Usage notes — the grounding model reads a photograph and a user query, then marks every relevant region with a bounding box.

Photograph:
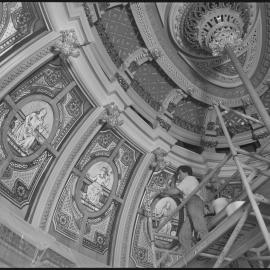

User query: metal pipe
[171,204,249,268]
[200,253,232,261]
[236,147,270,165]
[225,45,270,134]
[219,103,264,125]
[155,153,232,233]
[213,205,250,268]
[214,104,270,254]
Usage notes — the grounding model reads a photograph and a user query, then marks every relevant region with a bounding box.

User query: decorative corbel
[150,147,170,172]
[122,47,152,78]
[100,102,124,127]
[51,29,91,59]
[158,88,187,116]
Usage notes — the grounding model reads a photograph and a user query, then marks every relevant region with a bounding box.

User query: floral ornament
[52,30,82,59]
[135,247,147,263]
[208,28,243,56]
[12,7,31,34]
[67,99,81,117]
[153,171,167,187]
[16,185,26,197]
[149,48,162,60]
[100,102,124,127]
[44,70,62,87]
[15,182,28,202]
[95,233,107,249]
[57,213,70,227]
[97,133,113,148]
[14,9,31,27]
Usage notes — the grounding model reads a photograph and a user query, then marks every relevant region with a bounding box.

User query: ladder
[146,103,270,268]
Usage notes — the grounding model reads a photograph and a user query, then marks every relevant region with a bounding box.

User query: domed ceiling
[85,2,270,151]
[1,3,270,268]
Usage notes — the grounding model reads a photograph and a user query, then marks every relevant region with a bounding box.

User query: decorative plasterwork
[0,2,49,63]
[100,102,124,127]
[0,36,59,99]
[52,29,81,58]
[175,8,262,88]
[130,3,269,107]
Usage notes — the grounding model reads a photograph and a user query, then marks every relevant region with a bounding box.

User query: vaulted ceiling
[0,2,270,268]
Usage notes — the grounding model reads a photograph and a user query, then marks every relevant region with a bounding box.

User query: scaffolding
[145,102,270,268]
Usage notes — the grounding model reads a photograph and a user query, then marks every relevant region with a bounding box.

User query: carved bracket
[100,102,124,127]
[51,29,90,59]
[156,114,171,131]
[122,47,162,78]
[150,147,170,172]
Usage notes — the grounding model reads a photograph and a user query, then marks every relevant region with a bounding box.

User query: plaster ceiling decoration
[50,126,144,261]
[0,2,49,62]
[131,2,270,105]
[0,57,96,218]
[131,169,185,268]
[90,2,270,150]
[169,2,261,88]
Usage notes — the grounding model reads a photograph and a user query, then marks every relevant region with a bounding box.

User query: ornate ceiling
[0,2,270,269]
[86,2,270,150]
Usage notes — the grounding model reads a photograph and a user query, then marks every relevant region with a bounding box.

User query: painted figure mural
[11,108,48,150]
[7,101,53,157]
[86,166,111,204]
[82,161,114,212]
[153,197,177,236]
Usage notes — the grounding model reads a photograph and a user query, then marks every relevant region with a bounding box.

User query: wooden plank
[222,227,268,267]
[213,206,250,267]
[171,205,248,268]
